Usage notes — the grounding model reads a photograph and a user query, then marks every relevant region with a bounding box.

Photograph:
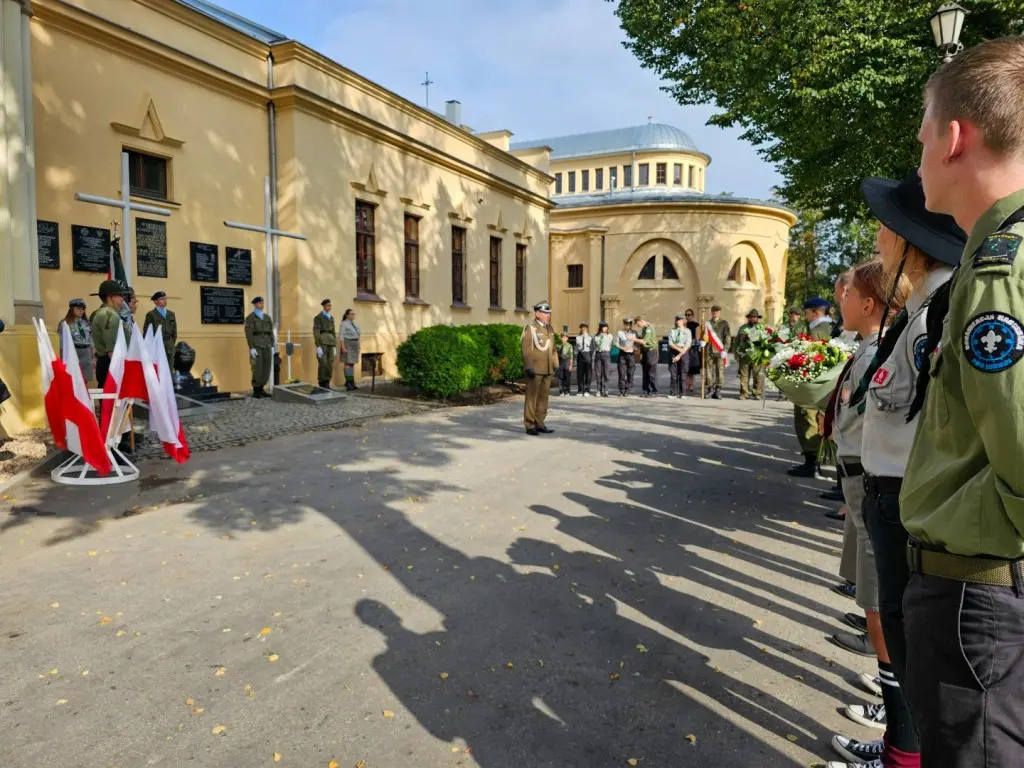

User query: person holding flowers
[734,308,767,400]
[783,297,833,477]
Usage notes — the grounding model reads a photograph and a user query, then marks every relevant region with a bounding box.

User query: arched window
[663,257,679,280]
[745,259,757,284]
[728,258,742,282]
[638,256,656,280]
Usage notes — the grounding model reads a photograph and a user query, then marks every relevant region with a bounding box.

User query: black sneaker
[831,631,875,657]
[843,702,886,730]
[831,581,856,599]
[787,463,817,478]
[831,735,884,763]
[843,612,868,632]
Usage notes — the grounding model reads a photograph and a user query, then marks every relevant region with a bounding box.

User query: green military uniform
[521,311,559,432]
[794,317,833,457]
[706,316,731,396]
[313,310,337,388]
[91,305,123,358]
[244,308,275,393]
[777,317,807,341]
[143,308,177,369]
[734,314,765,399]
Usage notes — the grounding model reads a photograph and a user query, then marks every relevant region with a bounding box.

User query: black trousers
[576,354,592,393]
[904,572,1024,767]
[594,352,612,393]
[95,354,111,388]
[668,357,685,395]
[558,365,571,393]
[640,353,658,394]
[617,354,635,394]
[863,483,920,754]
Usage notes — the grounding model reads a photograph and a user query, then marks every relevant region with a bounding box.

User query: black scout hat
[861,172,966,267]
[93,279,123,297]
[252,296,264,304]
[151,291,167,302]
[746,308,762,318]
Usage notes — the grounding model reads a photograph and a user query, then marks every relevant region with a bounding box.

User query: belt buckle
[908,539,923,573]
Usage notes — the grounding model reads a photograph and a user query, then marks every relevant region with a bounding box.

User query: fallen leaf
[328,761,339,768]
[192,707,204,714]
[627,760,639,766]
[439,672,449,680]
[211,725,226,735]
[273,754,281,762]
[87,551,97,556]
[786,734,798,742]
[244,684,255,697]
[552,564,560,571]
[505,662,514,670]
[186,698,195,706]
[609,673,621,681]
[685,734,697,743]
[267,654,279,663]
[116,630,128,637]
[382,710,395,718]
[467,689,478,698]
[55,699,68,705]
[80,670,89,676]
[48,668,59,676]
[356,761,366,768]
[50,602,60,609]
[635,644,648,653]
[214,667,227,676]
[273,611,282,617]
[99,616,113,625]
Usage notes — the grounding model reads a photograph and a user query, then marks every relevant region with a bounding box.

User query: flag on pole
[108,234,129,292]
[99,329,130,438]
[150,328,190,463]
[35,319,67,450]
[60,323,112,475]
[121,324,149,401]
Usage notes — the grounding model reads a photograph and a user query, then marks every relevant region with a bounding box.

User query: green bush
[397,323,526,398]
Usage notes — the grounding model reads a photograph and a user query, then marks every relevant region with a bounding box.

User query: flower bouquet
[766,337,857,409]
[743,324,780,366]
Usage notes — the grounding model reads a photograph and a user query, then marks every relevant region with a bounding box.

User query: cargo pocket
[927,348,951,428]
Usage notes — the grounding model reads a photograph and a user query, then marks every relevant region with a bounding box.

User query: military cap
[622,316,633,323]
[711,304,722,311]
[803,297,830,310]
[69,298,87,309]
[787,307,801,315]
[321,298,332,306]
[746,308,762,318]
[151,291,167,302]
[675,313,686,320]
[533,301,551,312]
[93,279,123,297]
[252,296,265,305]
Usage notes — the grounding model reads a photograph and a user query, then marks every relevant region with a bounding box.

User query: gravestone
[136,218,168,278]
[200,286,244,325]
[190,242,219,282]
[37,220,60,270]
[71,225,111,273]
[225,247,252,285]
[272,383,347,405]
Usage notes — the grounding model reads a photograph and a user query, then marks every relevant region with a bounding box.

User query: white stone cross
[224,176,307,392]
[276,329,302,384]
[75,151,173,287]
[981,328,1003,354]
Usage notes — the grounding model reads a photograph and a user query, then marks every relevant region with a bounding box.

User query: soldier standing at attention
[667,313,693,399]
[313,299,337,389]
[634,315,659,396]
[90,280,126,388]
[706,305,731,399]
[556,331,574,396]
[778,307,807,341]
[787,297,833,477]
[896,38,1024,768]
[245,296,274,398]
[521,301,558,435]
[575,322,594,396]
[683,309,702,393]
[735,308,765,400]
[143,291,177,371]
[615,317,637,397]
[592,321,614,397]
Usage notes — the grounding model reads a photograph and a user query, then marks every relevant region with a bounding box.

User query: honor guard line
[224,176,307,393]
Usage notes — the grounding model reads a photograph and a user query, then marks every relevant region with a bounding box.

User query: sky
[210,0,783,200]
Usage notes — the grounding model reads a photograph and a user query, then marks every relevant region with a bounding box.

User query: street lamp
[930,2,968,63]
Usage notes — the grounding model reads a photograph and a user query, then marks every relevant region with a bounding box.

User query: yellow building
[0,0,552,435]
[510,124,796,336]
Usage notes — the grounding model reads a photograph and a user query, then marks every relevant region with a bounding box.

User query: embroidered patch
[972,233,1022,269]
[840,385,851,405]
[962,312,1024,373]
[872,368,891,386]
[913,334,929,372]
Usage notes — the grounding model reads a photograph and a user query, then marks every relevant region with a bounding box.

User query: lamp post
[930,2,968,63]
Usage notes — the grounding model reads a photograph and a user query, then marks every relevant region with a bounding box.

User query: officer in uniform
[734,308,765,400]
[787,298,832,476]
[521,301,558,435]
[90,280,126,388]
[615,317,637,396]
[244,296,275,398]
[897,37,1024,768]
[705,305,731,399]
[313,299,337,389]
[634,315,659,396]
[592,321,614,397]
[574,322,594,396]
[143,291,177,371]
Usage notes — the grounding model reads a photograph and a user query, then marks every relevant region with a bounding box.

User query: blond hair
[851,259,911,326]
[925,37,1024,157]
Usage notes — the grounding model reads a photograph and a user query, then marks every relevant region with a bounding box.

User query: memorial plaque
[190,242,219,283]
[71,225,111,273]
[37,220,60,269]
[200,286,244,325]
[225,247,252,285]
[136,218,168,278]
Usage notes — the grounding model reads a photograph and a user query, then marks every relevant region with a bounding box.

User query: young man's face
[711,310,720,320]
[917,100,958,215]
[804,308,817,323]
[110,295,125,309]
[788,312,800,324]
[155,297,167,309]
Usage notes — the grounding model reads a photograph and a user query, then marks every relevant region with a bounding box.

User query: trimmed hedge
[397,323,526,398]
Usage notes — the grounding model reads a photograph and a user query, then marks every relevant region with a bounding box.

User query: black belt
[74,344,91,349]
[837,458,864,479]
[908,538,1024,588]
[863,473,902,495]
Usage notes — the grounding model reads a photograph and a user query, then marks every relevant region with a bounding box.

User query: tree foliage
[785,210,878,305]
[613,0,1023,219]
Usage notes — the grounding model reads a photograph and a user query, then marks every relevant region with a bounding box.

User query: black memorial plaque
[200,286,245,325]
[37,220,60,269]
[225,247,252,285]
[136,219,168,278]
[190,242,219,283]
[71,225,111,273]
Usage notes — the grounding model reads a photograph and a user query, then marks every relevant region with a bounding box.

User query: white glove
[250,348,258,359]
[316,346,324,359]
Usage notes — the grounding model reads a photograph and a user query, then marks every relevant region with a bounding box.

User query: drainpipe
[600,235,606,323]
[266,52,280,332]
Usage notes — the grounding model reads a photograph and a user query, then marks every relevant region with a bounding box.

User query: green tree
[786,211,878,304]
[613,0,1022,219]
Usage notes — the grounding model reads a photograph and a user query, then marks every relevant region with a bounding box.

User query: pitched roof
[173,0,289,44]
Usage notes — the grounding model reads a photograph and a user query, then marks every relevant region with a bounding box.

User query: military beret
[711,304,722,311]
[69,298,86,309]
[151,291,167,301]
[0,318,5,334]
[252,296,264,305]
[321,298,331,306]
[533,301,551,312]
[803,297,830,310]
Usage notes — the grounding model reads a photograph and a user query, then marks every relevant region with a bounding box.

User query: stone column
[587,233,602,329]
[696,293,716,324]
[601,294,620,330]
[764,294,778,325]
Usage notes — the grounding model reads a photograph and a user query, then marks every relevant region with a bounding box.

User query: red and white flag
[60,323,112,475]
[149,328,190,463]
[99,329,130,439]
[705,321,725,353]
[34,319,67,450]
[121,324,149,402]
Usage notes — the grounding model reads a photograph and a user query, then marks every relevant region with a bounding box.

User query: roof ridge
[173,0,289,43]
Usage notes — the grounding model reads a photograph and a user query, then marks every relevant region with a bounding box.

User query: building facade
[0,0,552,434]
[510,124,795,336]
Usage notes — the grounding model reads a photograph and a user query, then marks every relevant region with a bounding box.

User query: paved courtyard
[0,380,873,768]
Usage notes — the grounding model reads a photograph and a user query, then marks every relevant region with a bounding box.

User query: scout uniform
[91,280,126,388]
[556,336,574,395]
[900,189,1024,765]
[244,296,275,397]
[143,291,177,371]
[635,319,659,396]
[788,299,832,475]
[341,314,361,390]
[62,299,95,383]
[705,310,731,398]
[574,325,594,396]
[521,301,558,434]
[592,324,614,397]
[313,299,337,388]
[615,319,637,396]
[667,316,693,398]
[734,309,765,400]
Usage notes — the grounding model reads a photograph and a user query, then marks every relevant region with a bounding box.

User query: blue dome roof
[510,123,702,161]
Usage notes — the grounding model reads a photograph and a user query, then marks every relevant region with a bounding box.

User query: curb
[0,450,66,496]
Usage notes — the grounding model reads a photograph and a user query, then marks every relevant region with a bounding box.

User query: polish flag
[705,321,725,352]
[35,319,67,450]
[99,329,129,439]
[60,323,112,475]
[120,324,149,401]
[150,329,190,463]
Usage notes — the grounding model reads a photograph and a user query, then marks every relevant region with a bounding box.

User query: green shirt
[638,325,657,355]
[807,318,833,341]
[313,312,336,347]
[778,320,807,341]
[90,305,124,356]
[901,189,1024,557]
[735,322,758,359]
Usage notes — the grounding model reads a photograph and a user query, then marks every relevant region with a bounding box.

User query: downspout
[266,51,280,332]
[600,235,606,323]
